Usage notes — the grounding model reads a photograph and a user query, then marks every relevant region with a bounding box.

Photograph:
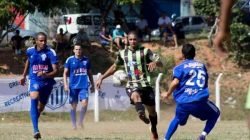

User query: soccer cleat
[138,112,150,124]
[33,132,41,139]
[149,125,158,140]
[197,135,206,140]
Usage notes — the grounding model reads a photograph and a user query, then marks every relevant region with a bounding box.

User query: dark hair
[36,32,47,39]
[128,31,138,37]
[15,30,20,34]
[74,43,83,49]
[182,43,196,59]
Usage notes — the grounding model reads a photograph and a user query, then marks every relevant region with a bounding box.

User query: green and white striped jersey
[115,45,160,88]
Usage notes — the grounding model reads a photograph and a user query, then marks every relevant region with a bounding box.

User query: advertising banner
[0,76,131,113]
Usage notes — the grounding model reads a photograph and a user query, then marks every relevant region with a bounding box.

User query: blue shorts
[29,80,55,105]
[175,100,220,125]
[69,88,89,104]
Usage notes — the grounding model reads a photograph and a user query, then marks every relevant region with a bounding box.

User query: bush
[230,22,250,66]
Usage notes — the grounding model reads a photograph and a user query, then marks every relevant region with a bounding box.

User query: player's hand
[90,86,95,93]
[19,77,26,86]
[95,78,102,90]
[37,71,47,78]
[161,92,171,101]
[213,30,230,57]
[64,85,69,93]
[147,62,157,72]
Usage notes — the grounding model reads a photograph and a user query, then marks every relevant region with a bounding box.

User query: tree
[0,0,75,41]
[74,0,141,26]
[193,0,220,16]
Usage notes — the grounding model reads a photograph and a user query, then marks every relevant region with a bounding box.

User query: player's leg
[78,88,89,128]
[164,104,189,140]
[145,105,158,140]
[30,91,40,137]
[29,81,41,138]
[191,100,220,139]
[69,88,79,129]
[143,87,158,140]
[126,88,150,124]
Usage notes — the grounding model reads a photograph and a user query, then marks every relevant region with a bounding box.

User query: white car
[0,24,36,47]
[57,13,114,43]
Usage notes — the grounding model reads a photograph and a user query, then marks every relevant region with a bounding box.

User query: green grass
[0,109,249,140]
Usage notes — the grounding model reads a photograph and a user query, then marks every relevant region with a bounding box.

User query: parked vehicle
[0,24,36,47]
[57,13,114,43]
[173,16,209,34]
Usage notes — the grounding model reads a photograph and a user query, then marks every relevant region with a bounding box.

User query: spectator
[99,26,113,52]
[158,13,178,48]
[136,15,151,41]
[54,28,68,51]
[11,30,23,54]
[74,28,91,51]
[112,24,127,50]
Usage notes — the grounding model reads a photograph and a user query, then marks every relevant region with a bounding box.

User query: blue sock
[79,106,87,125]
[165,117,179,140]
[30,99,39,133]
[70,109,77,128]
[204,114,220,134]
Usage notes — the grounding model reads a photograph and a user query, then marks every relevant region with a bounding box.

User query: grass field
[0,109,249,140]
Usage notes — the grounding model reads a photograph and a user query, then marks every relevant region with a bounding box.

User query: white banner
[0,76,131,113]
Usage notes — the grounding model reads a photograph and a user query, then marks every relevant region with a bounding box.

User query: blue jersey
[26,45,58,82]
[172,59,209,104]
[64,56,90,89]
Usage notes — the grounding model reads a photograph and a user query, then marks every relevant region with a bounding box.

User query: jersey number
[186,69,206,88]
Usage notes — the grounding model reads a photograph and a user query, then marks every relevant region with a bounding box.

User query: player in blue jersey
[63,43,95,130]
[161,43,220,140]
[20,32,58,139]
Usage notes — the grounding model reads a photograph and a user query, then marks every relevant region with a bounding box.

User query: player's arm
[20,59,29,86]
[161,78,179,99]
[96,64,117,90]
[213,0,234,54]
[38,64,58,78]
[87,69,95,93]
[219,0,234,33]
[63,68,69,92]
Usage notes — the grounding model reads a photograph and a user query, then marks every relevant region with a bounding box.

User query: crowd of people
[16,1,246,140]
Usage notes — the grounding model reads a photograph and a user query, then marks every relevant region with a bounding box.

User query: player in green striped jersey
[96,31,162,140]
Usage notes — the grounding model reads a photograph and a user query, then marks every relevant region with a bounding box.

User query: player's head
[128,31,138,47]
[35,32,47,50]
[73,43,83,57]
[15,30,20,35]
[182,43,196,59]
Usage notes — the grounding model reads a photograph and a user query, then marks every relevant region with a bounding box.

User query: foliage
[0,0,75,42]
[193,0,220,16]
[229,22,250,66]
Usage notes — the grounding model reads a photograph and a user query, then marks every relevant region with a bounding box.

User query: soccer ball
[113,70,128,86]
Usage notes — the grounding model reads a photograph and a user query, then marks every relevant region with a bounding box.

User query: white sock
[201,131,207,136]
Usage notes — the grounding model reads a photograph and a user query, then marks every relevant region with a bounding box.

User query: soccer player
[96,31,162,140]
[63,43,95,130]
[213,0,234,57]
[161,44,220,140]
[20,32,58,139]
